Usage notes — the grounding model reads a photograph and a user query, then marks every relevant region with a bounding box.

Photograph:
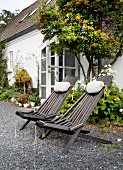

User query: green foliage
[15,69,32,94]
[0,86,20,102]
[29,93,41,105]
[29,95,37,102]
[0,9,19,31]
[0,10,19,88]
[88,84,123,126]
[36,0,123,81]
[60,77,123,127]
[0,41,7,88]
[60,84,85,114]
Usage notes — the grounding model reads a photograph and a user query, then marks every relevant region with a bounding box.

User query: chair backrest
[37,76,78,116]
[65,75,112,127]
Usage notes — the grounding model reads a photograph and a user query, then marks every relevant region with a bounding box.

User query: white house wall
[112,56,123,89]
[4,29,44,87]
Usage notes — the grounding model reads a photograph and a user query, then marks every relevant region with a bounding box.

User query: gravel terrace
[0,102,123,170]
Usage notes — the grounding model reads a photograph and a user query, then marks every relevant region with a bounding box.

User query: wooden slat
[16,76,78,125]
[48,75,112,130]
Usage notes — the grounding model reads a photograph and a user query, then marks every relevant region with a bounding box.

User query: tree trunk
[75,55,87,83]
[24,82,26,94]
[90,56,95,78]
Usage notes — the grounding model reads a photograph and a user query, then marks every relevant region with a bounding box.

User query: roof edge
[4,24,37,42]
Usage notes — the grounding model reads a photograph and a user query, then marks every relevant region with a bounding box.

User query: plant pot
[23,103,29,108]
[18,103,22,107]
[31,102,35,107]
[11,97,16,103]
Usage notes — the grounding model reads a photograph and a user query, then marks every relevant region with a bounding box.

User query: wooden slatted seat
[15,76,78,130]
[36,75,113,153]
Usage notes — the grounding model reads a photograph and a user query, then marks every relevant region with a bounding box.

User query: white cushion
[54,82,71,92]
[86,80,104,94]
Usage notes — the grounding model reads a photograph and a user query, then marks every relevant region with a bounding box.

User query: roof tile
[0,0,42,42]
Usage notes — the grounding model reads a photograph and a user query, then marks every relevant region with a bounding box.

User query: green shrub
[60,82,123,127]
[60,84,85,114]
[88,84,123,126]
[0,85,21,102]
[29,93,41,104]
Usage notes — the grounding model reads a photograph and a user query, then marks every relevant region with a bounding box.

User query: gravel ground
[0,101,123,170]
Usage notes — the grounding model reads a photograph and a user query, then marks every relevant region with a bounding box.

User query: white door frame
[40,42,78,102]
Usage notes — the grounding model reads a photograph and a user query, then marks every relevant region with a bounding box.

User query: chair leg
[80,129,90,134]
[80,133,112,144]
[39,129,52,140]
[20,120,30,130]
[63,128,81,153]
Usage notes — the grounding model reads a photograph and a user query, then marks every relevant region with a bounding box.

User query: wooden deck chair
[15,76,78,130]
[36,75,113,153]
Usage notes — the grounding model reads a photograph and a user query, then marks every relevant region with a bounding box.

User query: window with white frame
[9,51,13,70]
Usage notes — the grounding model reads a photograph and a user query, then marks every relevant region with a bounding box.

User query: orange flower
[88,47,92,51]
[101,32,106,38]
[82,20,88,25]
[95,29,101,34]
[76,0,81,5]
[104,45,108,49]
[76,15,81,21]
[115,41,120,46]
[108,32,113,36]
[84,0,88,5]
[85,26,94,31]
[92,2,98,8]
[89,33,93,37]
[91,43,97,47]
[109,46,113,50]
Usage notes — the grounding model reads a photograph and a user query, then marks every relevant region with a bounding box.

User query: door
[40,44,78,100]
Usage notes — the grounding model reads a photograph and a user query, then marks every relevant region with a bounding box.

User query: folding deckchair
[36,75,113,153]
[15,76,78,130]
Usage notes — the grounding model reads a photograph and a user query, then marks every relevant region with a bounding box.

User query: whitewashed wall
[112,56,123,89]
[4,29,44,87]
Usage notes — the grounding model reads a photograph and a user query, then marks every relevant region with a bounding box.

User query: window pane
[42,47,46,58]
[41,73,46,85]
[65,69,75,77]
[51,50,55,56]
[65,50,75,67]
[59,68,63,82]
[41,87,46,99]
[9,51,13,68]
[51,68,55,85]
[59,56,63,66]
[51,57,55,66]
[41,59,46,71]
[51,88,54,93]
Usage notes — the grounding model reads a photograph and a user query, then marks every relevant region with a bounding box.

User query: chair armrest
[70,123,84,131]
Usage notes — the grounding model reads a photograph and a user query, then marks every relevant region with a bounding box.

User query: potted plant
[18,93,29,107]
[29,95,37,107]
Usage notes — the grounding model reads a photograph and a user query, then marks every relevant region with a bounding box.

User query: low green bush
[60,83,123,127]
[88,84,123,126]
[60,83,85,114]
[0,87,19,102]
